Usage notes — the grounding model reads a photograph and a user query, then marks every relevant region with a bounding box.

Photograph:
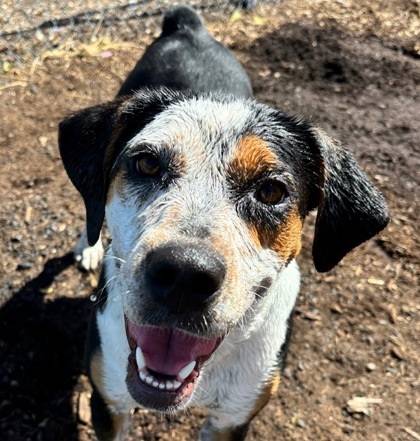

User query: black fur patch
[310,130,389,272]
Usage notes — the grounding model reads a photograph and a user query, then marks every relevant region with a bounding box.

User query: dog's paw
[74,228,104,271]
[74,242,104,271]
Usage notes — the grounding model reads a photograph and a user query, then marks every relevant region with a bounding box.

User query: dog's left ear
[310,128,389,272]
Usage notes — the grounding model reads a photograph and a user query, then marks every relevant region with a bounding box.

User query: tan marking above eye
[229,135,278,182]
[136,153,161,176]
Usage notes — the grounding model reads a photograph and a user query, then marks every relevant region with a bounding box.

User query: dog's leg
[200,420,250,441]
[87,316,129,441]
[90,387,129,441]
[74,225,104,271]
[200,370,281,441]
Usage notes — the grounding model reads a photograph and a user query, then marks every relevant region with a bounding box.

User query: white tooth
[173,380,182,389]
[152,380,159,388]
[146,375,154,384]
[166,381,174,389]
[178,361,196,380]
[139,370,147,382]
[159,383,165,389]
[136,347,146,370]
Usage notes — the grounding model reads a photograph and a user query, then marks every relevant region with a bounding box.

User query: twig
[404,428,420,441]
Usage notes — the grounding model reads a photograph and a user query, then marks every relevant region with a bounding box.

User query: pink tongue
[127,323,218,376]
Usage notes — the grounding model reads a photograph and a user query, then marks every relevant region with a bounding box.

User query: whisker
[91,275,117,306]
[102,254,126,264]
[192,382,212,402]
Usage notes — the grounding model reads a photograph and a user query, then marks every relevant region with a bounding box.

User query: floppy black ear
[58,100,122,246]
[59,87,190,246]
[311,128,389,272]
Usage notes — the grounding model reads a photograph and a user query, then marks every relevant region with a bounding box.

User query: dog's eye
[135,153,161,177]
[256,181,286,205]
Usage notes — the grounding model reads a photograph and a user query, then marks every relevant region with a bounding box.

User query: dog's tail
[162,5,204,35]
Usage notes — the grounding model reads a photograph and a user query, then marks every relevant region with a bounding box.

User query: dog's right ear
[58,100,122,246]
[59,87,187,246]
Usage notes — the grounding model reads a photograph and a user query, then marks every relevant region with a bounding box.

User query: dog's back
[118,6,252,98]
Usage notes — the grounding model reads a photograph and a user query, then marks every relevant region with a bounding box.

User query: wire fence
[1,0,260,68]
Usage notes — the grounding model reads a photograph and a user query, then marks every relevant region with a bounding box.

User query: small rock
[17,262,32,271]
[366,363,377,371]
[38,136,48,147]
[390,347,405,361]
[346,396,383,415]
[283,367,293,379]
[343,426,354,434]
[298,362,305,371]
[296,419,305,428]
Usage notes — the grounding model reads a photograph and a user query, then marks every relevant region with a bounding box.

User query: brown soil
[0,1,419,440]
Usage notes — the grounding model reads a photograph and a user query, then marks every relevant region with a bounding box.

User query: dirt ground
[0,1,419,440]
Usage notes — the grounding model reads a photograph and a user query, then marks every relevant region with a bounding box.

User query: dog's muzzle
[125,243,227,411]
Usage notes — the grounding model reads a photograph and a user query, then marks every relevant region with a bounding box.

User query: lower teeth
[138,369,182,391]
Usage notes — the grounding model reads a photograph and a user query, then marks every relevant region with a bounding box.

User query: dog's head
[59,88,388,410]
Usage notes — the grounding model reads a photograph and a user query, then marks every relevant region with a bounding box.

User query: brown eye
[256,181,286,205]
[135,153,161,177]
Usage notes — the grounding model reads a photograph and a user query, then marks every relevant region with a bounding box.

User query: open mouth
[125,319,222,411]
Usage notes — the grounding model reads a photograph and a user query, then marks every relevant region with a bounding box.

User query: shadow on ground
[0,254,91,441]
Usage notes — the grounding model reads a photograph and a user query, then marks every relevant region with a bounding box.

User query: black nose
[145,244,226,313]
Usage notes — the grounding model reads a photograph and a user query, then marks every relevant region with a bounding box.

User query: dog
[58,6,389,441]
